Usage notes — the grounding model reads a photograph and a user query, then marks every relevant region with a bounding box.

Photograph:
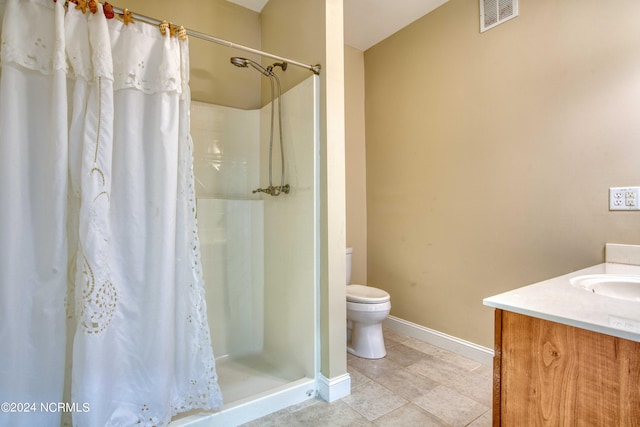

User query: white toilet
[346,248,391,359]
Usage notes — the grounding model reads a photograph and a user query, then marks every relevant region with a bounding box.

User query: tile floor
[241,327,493,426]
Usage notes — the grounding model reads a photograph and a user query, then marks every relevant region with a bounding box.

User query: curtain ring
[75,0,88,14]
[119,8,135,26]
[103,1,115,19]
[159,20,169,36]
[88,0,98,14]
[177,26,187,41]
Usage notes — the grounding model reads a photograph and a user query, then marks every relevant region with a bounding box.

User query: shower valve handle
[252,185,290,196]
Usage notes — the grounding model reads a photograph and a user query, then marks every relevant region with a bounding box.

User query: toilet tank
[346,247,352,285]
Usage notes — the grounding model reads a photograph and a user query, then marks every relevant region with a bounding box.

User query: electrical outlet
[610,187,640,210]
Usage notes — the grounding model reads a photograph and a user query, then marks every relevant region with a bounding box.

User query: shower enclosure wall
[171,75,319,426]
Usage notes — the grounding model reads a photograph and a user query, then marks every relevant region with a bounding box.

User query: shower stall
[171,72,320,426]
[0,0,329,424]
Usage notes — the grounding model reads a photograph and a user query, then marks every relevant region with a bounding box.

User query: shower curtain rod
[110,4,322,75]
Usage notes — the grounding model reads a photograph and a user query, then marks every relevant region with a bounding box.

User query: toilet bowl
[346,248,391,359]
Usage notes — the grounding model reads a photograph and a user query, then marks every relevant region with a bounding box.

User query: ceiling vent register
[480,0,518,32]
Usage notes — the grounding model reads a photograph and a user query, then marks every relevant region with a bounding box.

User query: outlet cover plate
[610,187,640,210]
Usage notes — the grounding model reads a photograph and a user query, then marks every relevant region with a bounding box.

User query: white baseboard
[317,373,351,403]
[383,316,494,366]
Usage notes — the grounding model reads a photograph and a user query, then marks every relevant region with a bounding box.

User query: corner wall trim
[383,316,494,366]
[317,373,351,403]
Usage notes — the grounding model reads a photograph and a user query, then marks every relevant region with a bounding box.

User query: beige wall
[261,0,324,105]
[261,0,348,379]
[324,0,348,380]
[365,0,640,348]
[344,45,367,285]
[322,0,347,380]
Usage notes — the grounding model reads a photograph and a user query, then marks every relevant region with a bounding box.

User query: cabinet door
[496,310,640,426]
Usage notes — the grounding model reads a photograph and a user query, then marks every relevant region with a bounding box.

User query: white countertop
[483,262,640,343]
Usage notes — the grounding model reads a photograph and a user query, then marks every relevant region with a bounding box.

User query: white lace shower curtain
[0,0,222,425]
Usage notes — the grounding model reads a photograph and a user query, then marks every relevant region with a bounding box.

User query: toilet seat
[347,284,390,304]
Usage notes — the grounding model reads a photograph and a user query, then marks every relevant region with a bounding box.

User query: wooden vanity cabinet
[492,309,640,426]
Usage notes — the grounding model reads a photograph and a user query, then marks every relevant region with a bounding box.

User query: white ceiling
[343,0,449,51]
[226,0,449,51]
[227,0,269,13]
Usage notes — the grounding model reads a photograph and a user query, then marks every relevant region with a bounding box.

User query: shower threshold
[170,352,316,427]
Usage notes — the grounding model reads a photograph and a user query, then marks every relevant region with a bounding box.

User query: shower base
[170,352,316,427]
[217,352,306,403]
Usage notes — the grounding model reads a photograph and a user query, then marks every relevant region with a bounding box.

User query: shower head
[230,57,248,68]
[230,57,271,77]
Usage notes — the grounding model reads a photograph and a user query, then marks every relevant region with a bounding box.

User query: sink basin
[570,274,640,302]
